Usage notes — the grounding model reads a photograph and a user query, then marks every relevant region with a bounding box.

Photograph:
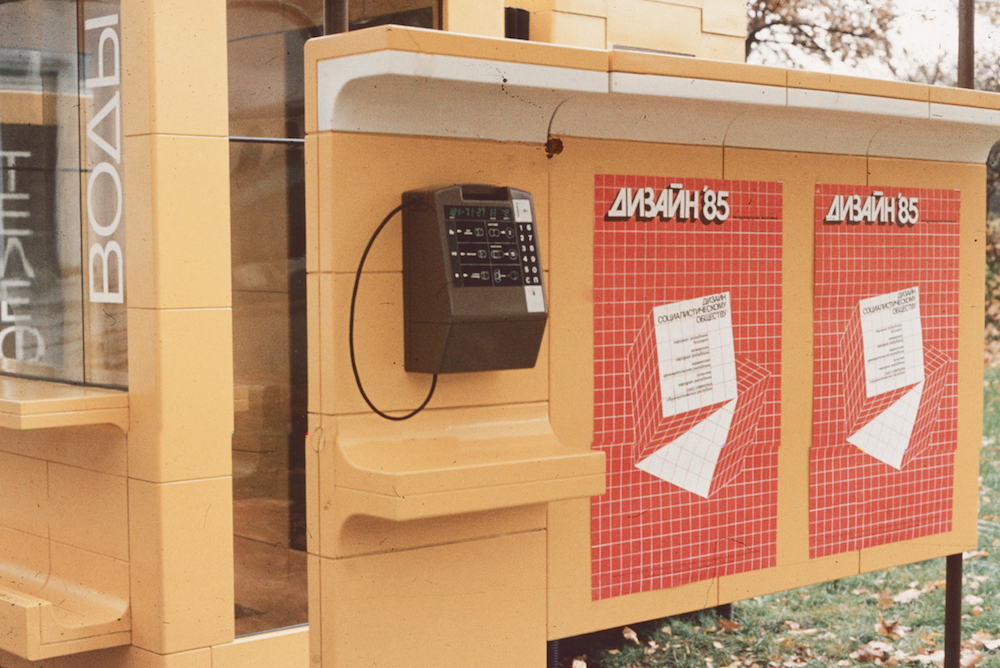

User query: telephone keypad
[446,210,542,288]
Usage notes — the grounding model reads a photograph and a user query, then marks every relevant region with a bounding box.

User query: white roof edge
[314,49,1000,162]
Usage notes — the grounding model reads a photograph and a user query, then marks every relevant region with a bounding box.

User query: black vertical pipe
[944,553,963,668]
[958,0,974,88]
[325,0,348,34]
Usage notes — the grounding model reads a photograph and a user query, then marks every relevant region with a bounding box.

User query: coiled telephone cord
[349,199,438,420]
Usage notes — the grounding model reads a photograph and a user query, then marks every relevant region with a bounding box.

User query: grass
[558,367,1000,668]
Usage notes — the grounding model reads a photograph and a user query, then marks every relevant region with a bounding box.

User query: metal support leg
[944,552,963,668]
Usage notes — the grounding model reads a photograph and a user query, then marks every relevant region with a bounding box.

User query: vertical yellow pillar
[121,0,235,661]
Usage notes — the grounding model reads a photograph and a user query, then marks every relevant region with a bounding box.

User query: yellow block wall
[544,139,983,637]
[304,131,983,649]
[506,0,746,56]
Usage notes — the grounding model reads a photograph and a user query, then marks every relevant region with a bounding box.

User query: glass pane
[0,0,126,387]
[0,0,82,381]
[228,0,441,636]
[350,0,437,30]
[230,137,308,636]
[228,1,322,139]
[229,0,315,637]
[81,0,128,387]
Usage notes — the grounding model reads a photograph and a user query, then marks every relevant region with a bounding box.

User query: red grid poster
[592,175,782,600]
[811,185,960,558]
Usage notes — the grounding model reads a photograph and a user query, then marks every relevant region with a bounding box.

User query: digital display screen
[445,205,513,222]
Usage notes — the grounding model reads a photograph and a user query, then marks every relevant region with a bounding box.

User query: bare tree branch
[746,0,897,67]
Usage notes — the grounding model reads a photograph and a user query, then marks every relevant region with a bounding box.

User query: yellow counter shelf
[0,377,128,431]
[333,403,605,521]
[0,378,131,660]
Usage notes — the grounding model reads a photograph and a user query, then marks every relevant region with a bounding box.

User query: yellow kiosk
[304,26,988,666]
[0,0,991,667]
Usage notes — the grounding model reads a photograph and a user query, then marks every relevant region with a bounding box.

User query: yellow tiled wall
[514,0,745,57]
[121,0,236,659]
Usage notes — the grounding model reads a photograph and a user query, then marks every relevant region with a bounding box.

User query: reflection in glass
[230,138,308,635]
[228,0,316,635]
[0,0,126,387]
[0,0,81,381]
[349,0,437,31]
[228,1,321,139]
[227,0,441,636]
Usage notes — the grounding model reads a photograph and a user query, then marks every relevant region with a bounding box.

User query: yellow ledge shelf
[334,403,606,521]
[0,576,130,661]
[0,377,128,431]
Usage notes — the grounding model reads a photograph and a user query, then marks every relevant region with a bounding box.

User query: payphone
[402,185,547,374]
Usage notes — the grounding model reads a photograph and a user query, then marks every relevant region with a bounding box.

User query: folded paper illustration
[840,287,950,469]
[627,292,769,497]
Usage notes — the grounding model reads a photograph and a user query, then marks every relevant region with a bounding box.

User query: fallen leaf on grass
[893,588,923,603]
[970,631,1000,650]
[713,641,724,649]
[922,580,947,593]
[912,650,945,665]
[965,594,985,606]
[572,659,587,668]
[972,605,984,617]
[877,588,893,610]
[850,640,896,662]
[790,628,819,636]
[920,632,943,646]
[964,550,989,560]
[783,621,800,631]
[719,618,742,633]
[623,626,640,645]
[962,649,984,667]
[876,612,910,640]
[852,587,869,596]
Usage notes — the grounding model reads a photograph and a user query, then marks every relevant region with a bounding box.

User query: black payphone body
[402,185,547,374]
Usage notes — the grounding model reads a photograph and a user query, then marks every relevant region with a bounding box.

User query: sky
[747,0,999,84]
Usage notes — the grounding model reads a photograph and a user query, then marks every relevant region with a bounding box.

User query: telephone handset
[403,185,547,374]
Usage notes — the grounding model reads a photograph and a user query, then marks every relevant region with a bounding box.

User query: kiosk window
[228,0,319,636]
[0,0,127,388]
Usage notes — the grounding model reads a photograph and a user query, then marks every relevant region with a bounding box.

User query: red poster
[592,175,782,600]
[811,185,960,558]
